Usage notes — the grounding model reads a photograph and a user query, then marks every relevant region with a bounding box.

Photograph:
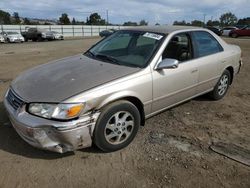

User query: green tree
[59,13,71,25]
[86,13,105,25]
[237,17,250,26]
[0,9,11,24]
[207,20,220,26]
[173,20,186,25]
[23,18,31,25]
[139,19,148,26]
[191,20,203,27]
[13,12,21,24]
[220,12,237,26]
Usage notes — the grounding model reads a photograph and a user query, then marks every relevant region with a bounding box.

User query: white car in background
[0,34,6,43]
[221,27,238,36]
[0,31,25,43]
[51,31,64,40]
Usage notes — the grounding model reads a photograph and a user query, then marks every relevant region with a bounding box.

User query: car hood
[11,54,140,102]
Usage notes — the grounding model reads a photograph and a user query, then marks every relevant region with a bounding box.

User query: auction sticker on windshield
[143,32,163,40]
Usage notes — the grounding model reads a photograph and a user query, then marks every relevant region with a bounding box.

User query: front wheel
[209,70,231,100]
[94,100,140,152]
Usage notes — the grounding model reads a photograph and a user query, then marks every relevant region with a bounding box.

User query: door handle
[191,69,198,73]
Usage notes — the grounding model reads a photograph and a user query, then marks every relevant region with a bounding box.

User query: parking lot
[0,37,249,188]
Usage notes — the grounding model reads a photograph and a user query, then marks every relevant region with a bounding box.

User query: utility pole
[203,14,206,27]
[106,10,109,25]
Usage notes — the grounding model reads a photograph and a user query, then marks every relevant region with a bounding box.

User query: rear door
[191,31,224,94]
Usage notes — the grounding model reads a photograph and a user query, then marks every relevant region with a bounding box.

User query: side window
[192,31,223,57]
[162,33,193,62]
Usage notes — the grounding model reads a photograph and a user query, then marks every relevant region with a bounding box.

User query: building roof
[123,25,202,34]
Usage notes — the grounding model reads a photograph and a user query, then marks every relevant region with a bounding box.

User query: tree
[139,19,148,26]
[220,12,237,26]
[173,20,186,26]
[207,20,220,26]
[237,17,250,26]
[86,13,105,25]
[0,9,11,24]
[23,18,31,25]
[59,13,70,25]
[123,21,138,26]
[72,17,76,25]
[13,12,21,24]
[191,20,203,27]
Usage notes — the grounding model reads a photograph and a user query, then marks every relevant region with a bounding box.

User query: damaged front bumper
[4,97,100,153]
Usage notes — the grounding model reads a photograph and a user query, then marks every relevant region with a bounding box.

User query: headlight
[28,103,84,120]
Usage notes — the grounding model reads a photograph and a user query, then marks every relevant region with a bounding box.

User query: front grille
[6,89,24,110]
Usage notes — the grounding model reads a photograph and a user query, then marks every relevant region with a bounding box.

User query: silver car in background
[0,34,6,43]
[221,27,238,36]
[4,26,242,153]
[0,31,25,43]
[51,31,64,40]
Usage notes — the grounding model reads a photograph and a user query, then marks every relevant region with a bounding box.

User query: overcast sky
[0,0,249,24]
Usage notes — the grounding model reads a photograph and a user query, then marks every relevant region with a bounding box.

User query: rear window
[192,31,223,57]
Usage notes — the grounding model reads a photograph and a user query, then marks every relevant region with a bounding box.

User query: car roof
[122,25,202,34]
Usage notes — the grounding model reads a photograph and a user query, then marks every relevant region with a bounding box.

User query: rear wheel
[37,36,43,42]
[94,100,140,152]
[209,70,231,100]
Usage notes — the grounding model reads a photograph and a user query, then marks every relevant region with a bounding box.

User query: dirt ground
[0,37,249,188]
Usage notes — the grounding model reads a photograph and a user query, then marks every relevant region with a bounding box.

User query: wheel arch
[97,95,145,126]
[226,66,234,84]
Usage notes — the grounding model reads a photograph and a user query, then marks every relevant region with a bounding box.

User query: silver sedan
[4,26,242,153]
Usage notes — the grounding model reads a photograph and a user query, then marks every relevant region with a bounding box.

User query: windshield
[85,30,165,68]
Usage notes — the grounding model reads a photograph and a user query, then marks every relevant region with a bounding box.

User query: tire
[231,33,238,38]
[209,70,231,100]
[7,38,10,43]
[94,100,141,152]
[37,36,43,42]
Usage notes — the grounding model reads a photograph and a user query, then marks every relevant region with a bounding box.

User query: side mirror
[156,58,179,70]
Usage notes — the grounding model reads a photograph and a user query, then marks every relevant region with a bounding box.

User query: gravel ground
[0,37,249,188]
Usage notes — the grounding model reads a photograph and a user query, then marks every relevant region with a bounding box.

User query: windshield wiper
[84,50,95,57]
[95,54,121,65]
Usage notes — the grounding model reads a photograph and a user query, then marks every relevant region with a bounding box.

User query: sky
[0,0,249,24]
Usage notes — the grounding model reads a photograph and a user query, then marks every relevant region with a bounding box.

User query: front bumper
[4,96,100,153]
[55,35,64,40]
[9,37,24,42]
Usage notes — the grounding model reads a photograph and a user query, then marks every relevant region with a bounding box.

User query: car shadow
[193,94,215,102]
